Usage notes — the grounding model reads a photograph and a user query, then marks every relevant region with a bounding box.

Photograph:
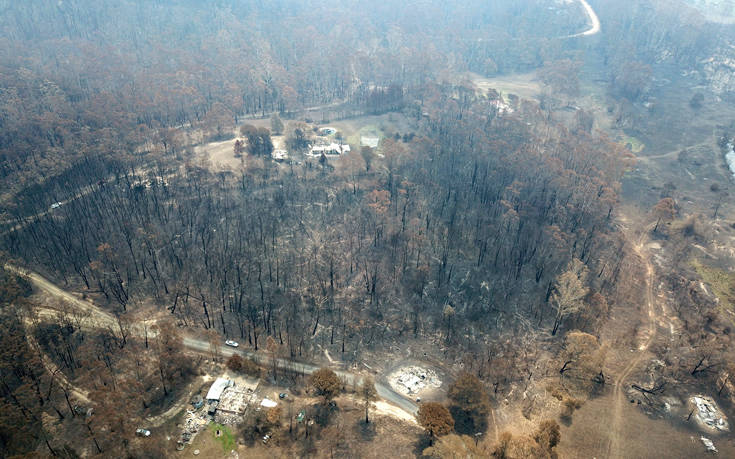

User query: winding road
[2,0,599,435]
[570,0,601,38]
[7,263,418,422]
[182,337,418,416]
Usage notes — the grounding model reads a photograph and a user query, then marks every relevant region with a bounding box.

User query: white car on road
[225,339,239,347]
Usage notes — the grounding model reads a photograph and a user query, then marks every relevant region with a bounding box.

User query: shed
[206,378,234,401]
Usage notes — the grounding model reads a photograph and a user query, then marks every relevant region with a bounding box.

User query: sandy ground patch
[373,401,417,424]
[471,72,542,101]
[195,134,287,172]
[195,138,242,171]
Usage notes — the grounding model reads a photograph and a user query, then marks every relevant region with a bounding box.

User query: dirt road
[568,0,601,38]
[5,264,119,326]
[182,337,418,416]
[605,233,659,458]
[1,167,175,238]
[23,320,92,405]
[11,264,419,424]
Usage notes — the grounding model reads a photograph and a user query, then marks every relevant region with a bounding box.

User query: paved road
[569,0,601,38]
[6,262,418,429]
[183,337,418,415]
[9,261,419,419]
[1,167,174,238]
[0,190,86,237]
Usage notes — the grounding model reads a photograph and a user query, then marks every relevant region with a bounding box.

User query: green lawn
[212,423,236,453]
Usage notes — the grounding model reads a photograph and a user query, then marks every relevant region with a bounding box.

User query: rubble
[179,407,211,447]
[177,376,261,447]
[218,387,250,415]
[703,51,735,94]
[725,142,735,179]
[490,99,514,116]
[214,412,243,425]
[389,366,442,396]
[690,395,729,432]
[272,149,289,161]
[701,436,717,453]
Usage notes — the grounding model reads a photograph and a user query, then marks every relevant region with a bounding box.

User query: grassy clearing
[343,124,380,148]
[692,258,735,318]
[328,113,415,151]
[358,124,381,137]
[470,72,542,101]
[212,423,236,453]
[344,132,362,149]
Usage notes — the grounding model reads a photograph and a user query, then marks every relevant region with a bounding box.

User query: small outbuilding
[206,378,234,401]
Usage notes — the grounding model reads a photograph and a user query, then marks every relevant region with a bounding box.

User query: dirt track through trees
[605,231,659,458]
[6,265,115,322]
[11,263,419,426]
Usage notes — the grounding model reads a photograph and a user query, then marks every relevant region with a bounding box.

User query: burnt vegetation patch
[4,0,735,457]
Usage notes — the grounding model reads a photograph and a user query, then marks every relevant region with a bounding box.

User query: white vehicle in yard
[135,428,151,437]
[225,339,239,347]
